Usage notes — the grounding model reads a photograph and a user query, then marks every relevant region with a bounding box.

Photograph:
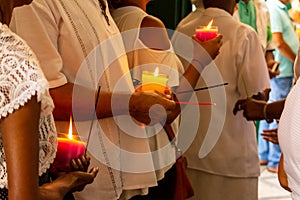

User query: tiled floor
[259,166,292,200]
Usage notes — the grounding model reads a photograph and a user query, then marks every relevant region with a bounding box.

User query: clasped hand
[41,155,98,200]
[233,88,271,121]
[129,89,176,125]
[192,34,223,68]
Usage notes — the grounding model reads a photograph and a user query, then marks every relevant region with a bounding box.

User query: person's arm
[39,168,98,200]
[272,32,296,62]
[140,15,221,88]
[265,50,280,78]
[261,128,279,144]
[50,82,176,125]
[278,155,292,192]
[1,97,40,200]
[139,15,222,123]
[233,98,285,121]
[265,99,286,120]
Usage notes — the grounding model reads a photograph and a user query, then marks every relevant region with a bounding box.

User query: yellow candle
[141,67,168,93]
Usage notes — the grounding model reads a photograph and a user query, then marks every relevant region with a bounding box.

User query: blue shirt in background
[267,0,299,78]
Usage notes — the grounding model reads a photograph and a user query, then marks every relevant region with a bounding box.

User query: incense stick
[241,76,249,98]
[177,83,228,94]
[241,76,256,126]
[85,85,101,154]
[175,101,216,106]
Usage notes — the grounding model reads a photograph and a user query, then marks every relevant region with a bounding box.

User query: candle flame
[154,67,159,77]
[68,115,73,140]
[206,19,214,29]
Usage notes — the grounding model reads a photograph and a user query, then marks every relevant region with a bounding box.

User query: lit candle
[52,116,86,172]
[141,67,168,93]
[195,19,218,42]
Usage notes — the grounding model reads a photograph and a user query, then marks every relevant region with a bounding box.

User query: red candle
[52,117,86,172]
[196,19,218,42]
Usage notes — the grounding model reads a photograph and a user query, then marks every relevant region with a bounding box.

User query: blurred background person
[234,0,280,79]
[172,0,270,199]
[257,0,299,173]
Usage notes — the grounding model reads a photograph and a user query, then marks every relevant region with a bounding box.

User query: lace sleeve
[0,24,52,118]
[0,24,57,188]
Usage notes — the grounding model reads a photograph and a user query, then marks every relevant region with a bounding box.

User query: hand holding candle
[52,116,86,173]
[196,19,218,42]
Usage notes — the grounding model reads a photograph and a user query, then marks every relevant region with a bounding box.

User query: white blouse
[278,78,300,199]
[0,23,57,188]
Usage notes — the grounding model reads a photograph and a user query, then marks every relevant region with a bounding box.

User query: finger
[154,90,172,100]
[263,128,278,133]
[233,99,246,115]
[89,167,99,178]
[71,158,85,171]
[261,134,278,139]
[76,158,85,171]
[70,159,80,171]
[218,40,223,47]
[261,131,277,136]
[263,136,279,144]
[80,155,90,169]
[216,34,223,44]
[263,88,271,95]
[192,34,201,44]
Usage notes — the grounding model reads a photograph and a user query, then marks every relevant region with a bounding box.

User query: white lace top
[0,23,57,188]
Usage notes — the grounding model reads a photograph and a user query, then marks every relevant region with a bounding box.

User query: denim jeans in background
[258,77,293,168]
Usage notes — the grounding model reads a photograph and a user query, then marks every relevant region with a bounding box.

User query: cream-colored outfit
[173,8,270,199]
[112,6,183,199]
[278,78,300,200]
[11,0,160,199]
[176,7,205,36]
[0,23,57,189]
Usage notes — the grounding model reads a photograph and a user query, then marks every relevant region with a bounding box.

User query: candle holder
[51,133,86,173]
[195,25,218,42]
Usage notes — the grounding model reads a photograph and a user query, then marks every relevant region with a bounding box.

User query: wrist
[263,103,271,121]
[129,93,138,114]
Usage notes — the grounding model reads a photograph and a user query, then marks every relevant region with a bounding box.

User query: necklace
[98,0,110,25]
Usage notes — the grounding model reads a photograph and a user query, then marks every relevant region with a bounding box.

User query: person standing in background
[10,0,178,199]
[234,0,280,79]
[233,0,281,173]
[172,0,270,199]
[109,0,222,199]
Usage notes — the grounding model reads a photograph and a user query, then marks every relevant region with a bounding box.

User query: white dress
[278,78,300,200]
[112,6,183,199]
[172,7,270,199]
[0,23,57,189]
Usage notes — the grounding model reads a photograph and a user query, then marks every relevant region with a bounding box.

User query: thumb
[89,167,99,178]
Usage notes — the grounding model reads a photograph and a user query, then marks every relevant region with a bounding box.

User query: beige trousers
[187,168,258,200]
